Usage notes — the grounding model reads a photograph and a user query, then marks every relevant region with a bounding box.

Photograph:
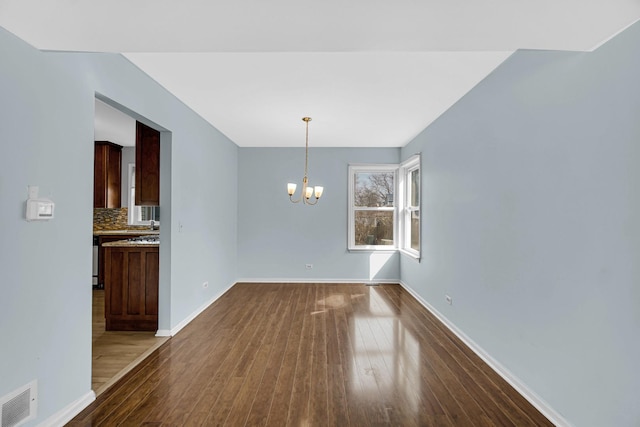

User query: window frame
[398,154,421,260]
[347,156,421,259]
[128,163,160,226]
[348,164,399,251]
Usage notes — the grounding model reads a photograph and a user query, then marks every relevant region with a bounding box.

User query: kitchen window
[128,163,160,225]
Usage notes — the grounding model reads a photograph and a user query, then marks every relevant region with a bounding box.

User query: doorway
[92,95,171,395]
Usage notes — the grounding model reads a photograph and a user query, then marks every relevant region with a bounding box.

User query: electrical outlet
[202,281,209,289]
[445,295,452,305]
[305,264,313,270]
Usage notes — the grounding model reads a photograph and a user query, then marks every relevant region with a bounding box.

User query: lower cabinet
[97,234,139,289]
[104,246,159,331]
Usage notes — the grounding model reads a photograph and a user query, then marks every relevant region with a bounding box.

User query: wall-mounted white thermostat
[26,198,55,221]
[25,185,55,221]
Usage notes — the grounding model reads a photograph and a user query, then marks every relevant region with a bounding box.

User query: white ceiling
[2,1,639,147]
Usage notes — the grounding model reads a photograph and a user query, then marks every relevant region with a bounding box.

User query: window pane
[141,206,160,222]
[410,169,419,207]
[355,172,394,207]
[355,210,394,246]
[410,210,420,251]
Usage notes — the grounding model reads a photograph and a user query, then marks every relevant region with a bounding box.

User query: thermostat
[26,198,55,221]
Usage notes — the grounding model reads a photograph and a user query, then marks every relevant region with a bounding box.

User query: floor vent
[0,381,37,427]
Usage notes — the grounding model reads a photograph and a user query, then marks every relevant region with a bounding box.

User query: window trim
[348,163,399,251]
[128,163,137,225]
[347,156,421,260]
[398,154,421,260]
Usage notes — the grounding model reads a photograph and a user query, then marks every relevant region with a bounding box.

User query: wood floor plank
[365,295,449,426]
[67,283,554,427]
[325,289,350,426]
[284,285,315,426]
[265,286,310,427]
[201,287,283,425]
[332,284,374,427]
[244,286,298,426]
[308,285,330,425]
[223,294,289,425]
[341,284,394,425]
[127,290,262,425]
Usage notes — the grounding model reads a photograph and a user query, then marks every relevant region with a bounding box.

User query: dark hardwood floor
[68,283,553,426]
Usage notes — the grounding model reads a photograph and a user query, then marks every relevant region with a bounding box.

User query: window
[348,155,420,259]
[128,163,160,225]
[348,164,398,250]
[399,155,420,258]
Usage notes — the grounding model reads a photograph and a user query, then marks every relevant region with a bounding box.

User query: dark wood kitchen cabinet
[104,245,159,331]
[94,141,122,208]
[96,233,148,289]
[135,121,160,206]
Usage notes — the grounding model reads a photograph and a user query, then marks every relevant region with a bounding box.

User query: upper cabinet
[135,121,160,206]
[94,141,122,208]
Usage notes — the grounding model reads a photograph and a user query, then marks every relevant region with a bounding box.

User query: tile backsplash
[93,208,151,231]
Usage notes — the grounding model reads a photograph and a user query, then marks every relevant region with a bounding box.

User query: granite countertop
[102,235,160,247]
[94,229,160,236]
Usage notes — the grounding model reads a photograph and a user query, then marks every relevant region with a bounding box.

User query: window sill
[348,247,398,253]
[399,248,421,261]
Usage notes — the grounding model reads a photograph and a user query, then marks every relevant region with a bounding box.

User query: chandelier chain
[304,117,310,179]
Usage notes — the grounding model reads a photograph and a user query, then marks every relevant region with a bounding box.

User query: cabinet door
[93,144,108,208]
[97,234,134,289]
[135,121,160,206]
[94,141,122,208]
[106,144,121,208]
[104,246,159,331]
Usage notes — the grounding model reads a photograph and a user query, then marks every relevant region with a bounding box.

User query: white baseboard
[164,281,235,337]
[38,390,95,427]
[398,281,570,427]
[235,278,400,285]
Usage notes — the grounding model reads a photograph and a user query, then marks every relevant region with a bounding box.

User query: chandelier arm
[305,197,319,205]
[292,176,307,204]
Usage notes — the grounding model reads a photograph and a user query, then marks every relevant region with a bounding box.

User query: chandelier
[287,117,324,205]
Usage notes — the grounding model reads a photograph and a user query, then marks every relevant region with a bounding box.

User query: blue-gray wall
[0,27,238,425]
[237,147,401,282]
[400,22,640,427]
